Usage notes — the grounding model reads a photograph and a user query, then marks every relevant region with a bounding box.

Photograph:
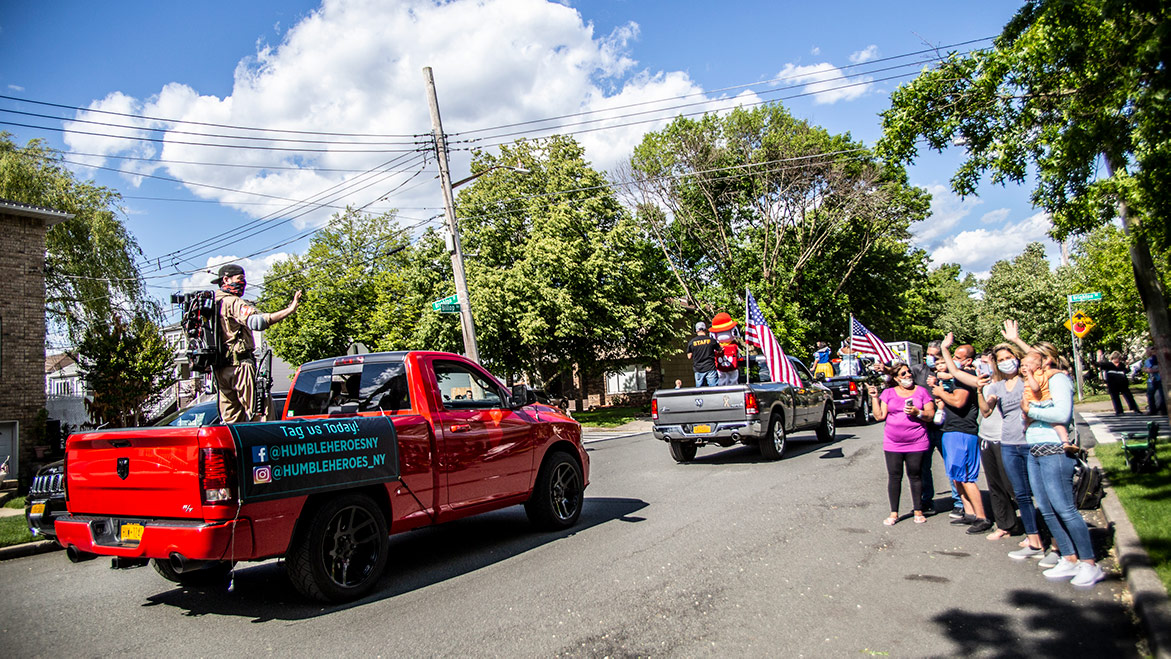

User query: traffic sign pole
[1068,294,1084,401]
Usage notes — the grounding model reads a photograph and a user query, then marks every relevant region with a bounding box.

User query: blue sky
[1,0,1051,331]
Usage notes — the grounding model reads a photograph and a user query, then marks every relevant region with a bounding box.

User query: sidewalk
[579,418,652,443]
[1077,407,1171,658]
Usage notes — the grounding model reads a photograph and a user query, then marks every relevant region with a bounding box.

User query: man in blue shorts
[934,342,991,534]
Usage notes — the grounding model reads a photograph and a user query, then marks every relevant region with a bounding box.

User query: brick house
[0,199,71,484]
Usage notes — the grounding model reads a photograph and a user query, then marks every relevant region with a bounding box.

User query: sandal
[914,513,927,524]
[987,529,1010,541]
[883,515,898,526]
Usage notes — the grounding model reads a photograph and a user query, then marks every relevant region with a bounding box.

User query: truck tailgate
[654,385,750,425]
[66,427,210,519]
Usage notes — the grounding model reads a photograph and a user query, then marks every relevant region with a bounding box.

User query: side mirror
[815,372,826,382]
[510,384,537,409]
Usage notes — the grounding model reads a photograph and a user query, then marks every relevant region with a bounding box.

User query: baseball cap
[695,321,707,332]
[211,263,245,285]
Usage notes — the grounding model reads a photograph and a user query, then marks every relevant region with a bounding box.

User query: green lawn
[1075,384,1149,407]
[0,515,35,548]
[1093,442,1171,594]
[3,496,26,509]
[574,406,644,428]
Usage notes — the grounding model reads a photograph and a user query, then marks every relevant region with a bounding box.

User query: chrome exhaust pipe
[169,552,215,574]
[66,545,98,563]
[110,556,149,569]
[731,431,741,442]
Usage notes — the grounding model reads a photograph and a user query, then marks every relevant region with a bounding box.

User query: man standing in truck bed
[213,263,302,423]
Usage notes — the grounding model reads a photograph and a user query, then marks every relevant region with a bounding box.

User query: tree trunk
[1104,154,1171,427]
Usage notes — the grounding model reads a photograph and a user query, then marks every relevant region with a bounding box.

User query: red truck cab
[56,351,588,601]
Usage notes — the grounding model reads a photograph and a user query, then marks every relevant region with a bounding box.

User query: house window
[606,365,647,394]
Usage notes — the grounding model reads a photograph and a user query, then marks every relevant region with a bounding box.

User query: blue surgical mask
[997,359,1019,375]
[925,355,936,368]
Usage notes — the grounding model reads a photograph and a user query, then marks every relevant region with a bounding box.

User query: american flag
[746,291,803,387]
[850,316,898,364]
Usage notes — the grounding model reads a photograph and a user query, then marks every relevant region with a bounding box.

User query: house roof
[45,353,76,374]
[0,198,73,226]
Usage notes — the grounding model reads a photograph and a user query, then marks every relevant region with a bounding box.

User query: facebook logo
[251,446,268,464]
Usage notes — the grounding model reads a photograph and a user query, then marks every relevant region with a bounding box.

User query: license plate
[30,503,45,516]
[120,523,144,542]
[693,424,712,434]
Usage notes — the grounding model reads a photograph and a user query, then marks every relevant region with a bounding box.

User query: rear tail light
[651,399,658,420]
[745,391,759,416]
[849,381,858,395]
[200,448,237,505]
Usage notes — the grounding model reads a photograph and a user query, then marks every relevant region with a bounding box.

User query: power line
[0,93,424,138]
[0,120,423,153]
[0,107,426,147]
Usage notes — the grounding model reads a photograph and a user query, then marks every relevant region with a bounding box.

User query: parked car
[24,395,287,543]
[821,357,878,425]
[651,355,835,462]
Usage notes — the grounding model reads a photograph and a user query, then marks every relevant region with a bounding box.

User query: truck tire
[854,397,870,425]
[669,440,697,463]
[525,451,584,530]
[151,559,233,587]
[286,493,389,602]
[760,412,786,460]
[816,405,837,443]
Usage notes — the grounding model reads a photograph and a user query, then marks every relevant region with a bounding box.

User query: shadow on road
[931,586,1140,657]
[686,431,858,465]
[142,496,648,622]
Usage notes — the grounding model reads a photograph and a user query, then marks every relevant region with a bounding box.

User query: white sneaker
[1070,562,1105,587]
[1043,559,1081,580]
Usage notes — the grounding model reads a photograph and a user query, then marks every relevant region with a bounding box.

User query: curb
[1089,451,1171,659]
[0,539,62,562]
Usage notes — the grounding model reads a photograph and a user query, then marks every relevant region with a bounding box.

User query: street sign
[438,303,461,314]
[1069,292,1102,303]
[1064,309,1096,338]
[431,294,458,311]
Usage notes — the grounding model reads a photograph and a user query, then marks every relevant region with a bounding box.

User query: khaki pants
[215,360,256,424]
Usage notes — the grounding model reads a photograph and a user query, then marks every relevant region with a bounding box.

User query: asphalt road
[0,422,1142,657]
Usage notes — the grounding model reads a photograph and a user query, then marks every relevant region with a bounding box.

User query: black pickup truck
[651,355,835,462]
[821,361,877,425]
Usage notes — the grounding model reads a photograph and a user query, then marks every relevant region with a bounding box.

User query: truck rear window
[286,361,411,417]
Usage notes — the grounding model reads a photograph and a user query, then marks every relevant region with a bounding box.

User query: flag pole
[745,285,751,383]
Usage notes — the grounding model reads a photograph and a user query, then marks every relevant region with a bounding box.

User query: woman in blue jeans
[1022,342,1104,588]
[977,337,1046,557]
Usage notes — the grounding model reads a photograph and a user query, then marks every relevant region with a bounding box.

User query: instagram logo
[253,465,272,484]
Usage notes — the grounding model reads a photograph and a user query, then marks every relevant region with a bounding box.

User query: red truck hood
[66,426,230,519]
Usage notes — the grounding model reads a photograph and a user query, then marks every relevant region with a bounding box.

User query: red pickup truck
[56,351,588,602]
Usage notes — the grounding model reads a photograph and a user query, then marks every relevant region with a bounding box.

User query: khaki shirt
[214,290,257,360]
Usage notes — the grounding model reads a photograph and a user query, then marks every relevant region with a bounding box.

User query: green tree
[878,0,1171,422]
[75,313,175,427]
[976,243,1068,350]
[446,136,680,389]
[919,263,980,346]
[258,208,412,366]
[626,105,931,353]
[1067,225,1171,351]
[0,133,148,342]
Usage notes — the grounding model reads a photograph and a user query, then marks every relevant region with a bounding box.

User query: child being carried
[1020,352,1074,452]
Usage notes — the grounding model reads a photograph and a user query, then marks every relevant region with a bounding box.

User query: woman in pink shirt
[869,363,936,526]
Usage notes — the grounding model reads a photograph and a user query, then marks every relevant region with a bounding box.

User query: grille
[30,472,64,497]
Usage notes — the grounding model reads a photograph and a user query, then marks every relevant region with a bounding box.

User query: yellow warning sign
[1064,309,1095,338]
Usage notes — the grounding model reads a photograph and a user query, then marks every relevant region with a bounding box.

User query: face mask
[997,359,1019,374]
[925,356,936,368]
[898,378,913,388]
[221,279,246,297]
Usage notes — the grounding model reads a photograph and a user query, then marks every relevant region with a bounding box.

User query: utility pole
[423,66,479,363]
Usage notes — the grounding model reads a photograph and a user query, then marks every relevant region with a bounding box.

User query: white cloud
[8,84,24,92]
[810,46,820,56]
[849,45,879,64]
[65,0,714,233]
[775,62,872,104]
[980,208,1011,225]
[912,183,984,246]
[928,211,1060,274]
